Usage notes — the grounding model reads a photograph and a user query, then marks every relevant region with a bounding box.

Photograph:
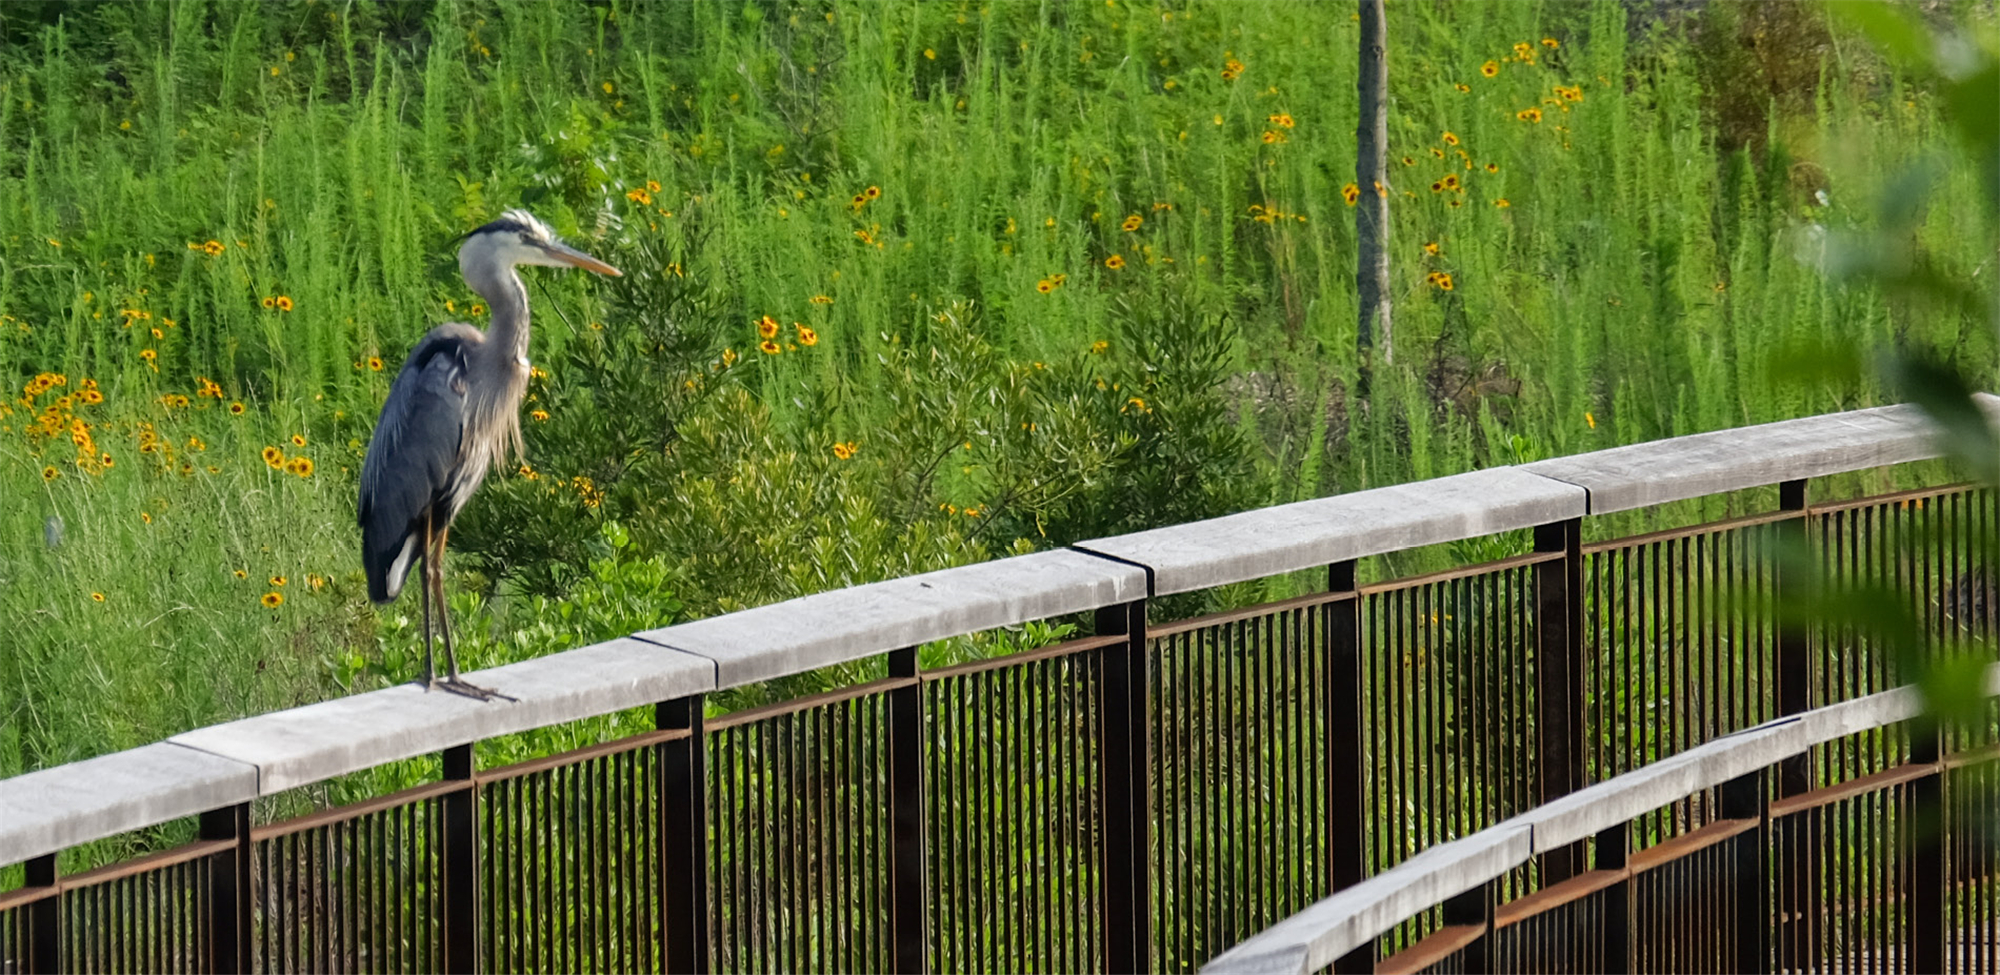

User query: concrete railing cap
[0,743,257,868]
[1523,395,2000,514]
[1075,468,1586,597]
[635,548,1146,689]
[168,637,714,797]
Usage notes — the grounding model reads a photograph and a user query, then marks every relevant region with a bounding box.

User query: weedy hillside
[0,0,1989,830]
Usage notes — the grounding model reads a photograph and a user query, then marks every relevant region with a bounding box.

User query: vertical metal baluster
[1535,519,1584,883]
[938,679,957,974]
[882,648,926,974]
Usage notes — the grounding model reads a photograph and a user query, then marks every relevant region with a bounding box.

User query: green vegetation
[0,0,1991,865]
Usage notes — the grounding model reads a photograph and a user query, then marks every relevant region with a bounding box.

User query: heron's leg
[418,513,438,689]
[432,526,513,702]
[435,526,465,681]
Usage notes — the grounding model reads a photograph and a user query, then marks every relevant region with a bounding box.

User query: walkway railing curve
[1201,672,2000,974]
[2,396,1997,973]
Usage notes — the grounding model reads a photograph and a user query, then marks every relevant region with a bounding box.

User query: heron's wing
[358,323,482,603]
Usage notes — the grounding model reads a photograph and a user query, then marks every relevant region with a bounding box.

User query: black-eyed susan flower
[647,180,662,194]
[290,433,306,447]
[287,456,313,477]
[229,401,246,415]
[261,592,284,608]
[1341,183,1361,206]
[1494,198,1511,208]
[1105,254,1126,270]
[1443,175,1460,189]
[367,357,384,371]
[1517,108,1543,123]
[1401,156,1416,166]
[100,452,113,467]
[82,389,103,404]
[831,441,857,460]
[1485,162,1500,173]
[91,592,105,602]
[759,340,781,355]
[1261,131,1280,144]
[1442,131,1459,146]
[530,409,549,422]
[809,294,833,305]
[202,240,225,256]
[865,185,881,200]
[1447,198,1464,208]
[276,296,294,312]
[626,188,653,205]
[1430,181,1444,193]
[1036,279,1054,294]
[1455,83,1471,92]
[1424,241,1440,256]
[796,324,818,346]
[261,296,276,309]
[140,349,157,362]
[1430,147,1445,159]
[42,465,58,481]
[1542,37,1559,48]
[1121,214,1143,232]
[140,512,152,524]
[1437,273,1455,291]
[261,446,284,469]
[1481,60,1499,78]
[757,315,780,339]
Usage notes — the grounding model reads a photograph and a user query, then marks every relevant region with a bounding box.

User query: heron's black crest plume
[468,208,558,245]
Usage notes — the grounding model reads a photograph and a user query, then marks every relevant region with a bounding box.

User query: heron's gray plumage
[359,323,482,603]
[357,209,620,613]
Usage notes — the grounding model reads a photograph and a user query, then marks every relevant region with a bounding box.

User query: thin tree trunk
[1356,0,1393,389]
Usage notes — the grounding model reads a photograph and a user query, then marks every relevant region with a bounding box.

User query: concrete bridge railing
[3,395,1997,972]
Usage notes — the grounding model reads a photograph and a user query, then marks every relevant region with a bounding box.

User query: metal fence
[2,402,1997,973]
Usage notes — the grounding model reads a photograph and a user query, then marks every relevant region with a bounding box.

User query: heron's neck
[468,261,532,362]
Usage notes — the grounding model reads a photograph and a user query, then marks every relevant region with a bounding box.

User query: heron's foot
[435,676,516,703]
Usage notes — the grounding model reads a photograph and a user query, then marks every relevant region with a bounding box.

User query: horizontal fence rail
[3,399,1999,974]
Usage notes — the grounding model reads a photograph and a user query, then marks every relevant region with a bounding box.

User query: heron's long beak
[543,241,623,276]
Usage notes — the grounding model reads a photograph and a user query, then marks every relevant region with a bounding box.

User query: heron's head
[458,209,622,280]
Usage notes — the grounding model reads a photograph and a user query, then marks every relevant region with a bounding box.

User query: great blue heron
[359,209,621,700]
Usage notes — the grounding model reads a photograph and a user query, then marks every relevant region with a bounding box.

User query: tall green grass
[0,0,1989,818]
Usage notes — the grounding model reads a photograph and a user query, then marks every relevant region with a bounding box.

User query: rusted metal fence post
[1772,479,1816,971]
[199,801,253,974]
[658,695,710,974]
[1594,824,1630,975]
[442,744,479,974]
[1533,518,1584,883]
[1775,479,1811,790]
[887,647,928,974]
[1910,725,1943,975]
[1441,881,1491,974]
[1327,560,1372,975]
[22,853,57,975]
[1720,767,1769,975]
[1097,599,1151,974]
